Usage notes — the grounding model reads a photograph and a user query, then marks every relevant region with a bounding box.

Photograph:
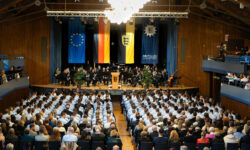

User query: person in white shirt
[62,127,78,142]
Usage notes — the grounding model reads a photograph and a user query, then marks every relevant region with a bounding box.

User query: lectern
[111,72,120,89]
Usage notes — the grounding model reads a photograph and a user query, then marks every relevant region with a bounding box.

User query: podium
[111,72,120,89]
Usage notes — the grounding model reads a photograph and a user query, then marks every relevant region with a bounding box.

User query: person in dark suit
[240,129,250,145]
[91,128,105,141]
[150,126,159,141]
[21,128,35,142]
[212,132,224,144]
[153,128,168,144]
[182,131,196,144]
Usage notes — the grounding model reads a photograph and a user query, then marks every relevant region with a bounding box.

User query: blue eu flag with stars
[68,18,86,63]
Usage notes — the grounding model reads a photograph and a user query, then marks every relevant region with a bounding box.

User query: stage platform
[31,84,199,95]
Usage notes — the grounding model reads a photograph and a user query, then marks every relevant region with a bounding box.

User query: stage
[31,83,199,95]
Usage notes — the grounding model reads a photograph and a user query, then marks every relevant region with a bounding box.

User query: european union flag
[68,18,86,63]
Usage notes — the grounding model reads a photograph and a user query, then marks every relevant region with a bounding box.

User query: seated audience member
[78,130,91,141]
[233,126,245,139]
[49,128,61,141]
[107,130,122,144]
[0,127,5,149]
[244,79,250,90]
[196,132,210,146]
[180,145,188,150]
[29,124,38,137]
[212,132,224,144]
[182,130,196,144]
[169,130,181,148]
[6,143,14,150]
[62,127,77,142]
[153,128,168,144]
[149,125,159,140]
[138,131,151,145]
[1,70,8,84]
[5,128,18,141]
[112,145,120,150]
[96,147,102,150]
[205,127,215,139]
[92,128,105,141]
[243,120,250,134]
[240,129,250,145]
[35,125,49,141]
[55,120,66,135]
[21,128,35,142]
[223,128,239,148]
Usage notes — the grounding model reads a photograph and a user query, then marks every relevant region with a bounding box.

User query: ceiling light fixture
[104,0,150,24]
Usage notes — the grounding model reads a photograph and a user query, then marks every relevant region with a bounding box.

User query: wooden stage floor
[32,83,198,91]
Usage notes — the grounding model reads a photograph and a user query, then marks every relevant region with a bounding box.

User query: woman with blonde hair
[0,127,5,150]
[107,130,122,144]
[169,130,181,149]
[49,128,61,141]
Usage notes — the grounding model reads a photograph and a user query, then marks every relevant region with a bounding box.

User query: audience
[0,88,249,150]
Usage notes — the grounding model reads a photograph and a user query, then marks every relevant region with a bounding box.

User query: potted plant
[73,68,85,89]
[141,67,153,89]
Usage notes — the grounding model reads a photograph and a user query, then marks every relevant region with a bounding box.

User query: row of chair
[137,142,250,150]
[1,140,122,150]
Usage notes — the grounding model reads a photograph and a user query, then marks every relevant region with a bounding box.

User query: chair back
[0,141,2,150]
[5,140,19,150]
[139,141,153,150]
[91,140,105,150]
[198,143,210,150]
[184,143,196,150]
[154,142,168,150]
[49,141,61,150]
[169,142,181,150]
[107,142,122,150]
[227,143,239,150]
[20,141,34,150]
[241,143,250,150]
[211,143,225,150]
[34,141,49,150]
[77,140,91,150]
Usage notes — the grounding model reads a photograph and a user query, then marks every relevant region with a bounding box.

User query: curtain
[166,20,178,78]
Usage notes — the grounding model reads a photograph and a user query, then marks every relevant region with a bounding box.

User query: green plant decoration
[141,67,153,88]
[73,68,85,88]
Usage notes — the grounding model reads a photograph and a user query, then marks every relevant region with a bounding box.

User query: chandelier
[104,0,150,24]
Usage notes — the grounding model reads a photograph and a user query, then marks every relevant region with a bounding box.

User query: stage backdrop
[93,17,110,64]
[118,19,135,64]
[141,19,159,64]
[68,18,86,63]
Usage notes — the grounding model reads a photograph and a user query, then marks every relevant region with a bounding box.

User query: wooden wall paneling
[221,95,250,118]
[0,88,30,113]
[0,15,50,84]
[177,15,249,97]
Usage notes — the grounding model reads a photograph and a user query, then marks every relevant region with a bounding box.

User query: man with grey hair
[6,143,14,150]
[62,126,77,142]
[180,145,188,150]
[112,145,120,150]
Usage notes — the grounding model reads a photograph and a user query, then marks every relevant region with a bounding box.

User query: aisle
[113,102,135,150]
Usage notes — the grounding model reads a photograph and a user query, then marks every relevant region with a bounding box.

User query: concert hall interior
[0,0,250,150]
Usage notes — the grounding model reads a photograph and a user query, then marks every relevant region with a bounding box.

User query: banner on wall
[118,19,135,64]
[93,17,110,64]
[68,18,86,63]
[141,19,159,64]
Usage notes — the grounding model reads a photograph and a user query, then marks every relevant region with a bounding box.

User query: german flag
[118,18,135,64]
[93,17,110,63]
